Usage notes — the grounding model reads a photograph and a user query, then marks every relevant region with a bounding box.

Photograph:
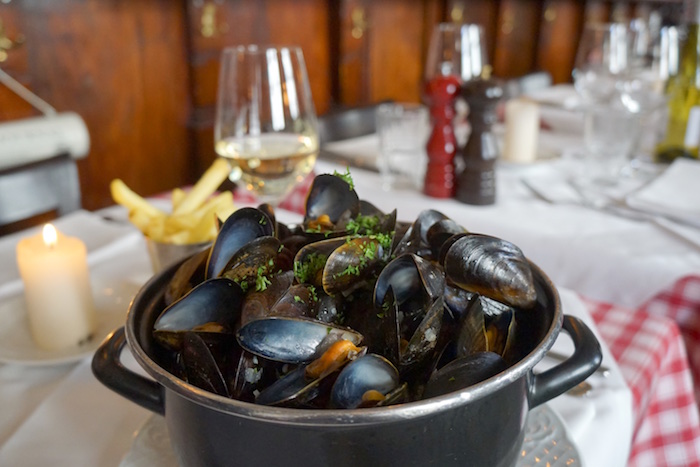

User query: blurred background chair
[316,103,391,171]
[0,69,90,235]
[0,154,83,235]
[318,103,390,144]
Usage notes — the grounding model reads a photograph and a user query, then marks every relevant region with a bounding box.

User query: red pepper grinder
[423,74,461,198]
[455,78,503,205]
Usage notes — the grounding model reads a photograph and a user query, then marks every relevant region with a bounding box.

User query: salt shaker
[423,74,461,198]
[455,78,503,205]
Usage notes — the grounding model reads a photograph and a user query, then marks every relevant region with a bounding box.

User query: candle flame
[42,224,58,248]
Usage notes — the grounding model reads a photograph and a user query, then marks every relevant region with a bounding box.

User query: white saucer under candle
[15,224,96,351]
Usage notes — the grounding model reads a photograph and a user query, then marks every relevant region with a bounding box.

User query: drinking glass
[573,23,640,186]
[215,45,319,206]
[624,23,680,166]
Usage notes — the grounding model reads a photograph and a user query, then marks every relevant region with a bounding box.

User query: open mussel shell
[236,317,363,364]
[164,247,210,306]
[442,233,536,309]
[374,254,444,313]
[181,331,230,397]
[153,278,244,350]
[220,236,281,284]
[206,207,274,279]
[453,294,517,359]
[322,237,386,296]
[255,366,321,407]
[240,271,295,326]
[304,174,360,226]
[393,209,449,257]
[373,254,445,370]
[426,219,467,259]
[293,237,346,286]
[423,351,507,399]
[330,354,400,409]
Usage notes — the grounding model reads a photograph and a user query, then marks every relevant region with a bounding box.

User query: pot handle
[528,315,602,408]
[91,326,165,416]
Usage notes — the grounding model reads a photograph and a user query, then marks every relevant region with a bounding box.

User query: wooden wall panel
[1,1,192,210]
[492,0,542,79]
[536,0,585,83]
[367,0,430,103]
[338,0,369,105]
[337,0,443,106]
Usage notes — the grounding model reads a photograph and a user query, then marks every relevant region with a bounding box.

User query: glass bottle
[655,1,700,161]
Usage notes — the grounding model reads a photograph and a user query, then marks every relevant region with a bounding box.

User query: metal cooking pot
[93,259,601,467]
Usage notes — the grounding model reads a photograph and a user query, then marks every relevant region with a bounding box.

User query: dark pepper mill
[456,78,503,205]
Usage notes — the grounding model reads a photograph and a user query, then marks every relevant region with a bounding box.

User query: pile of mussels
[152,172,540,409]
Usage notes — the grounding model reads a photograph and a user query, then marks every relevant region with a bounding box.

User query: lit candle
[16,224,96,351]
[502,97,540,164]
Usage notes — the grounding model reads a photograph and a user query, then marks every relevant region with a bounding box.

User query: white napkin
[526,84,584,136]
[0,210,141,300]
[322,134,380,170]
[541,288,633,467]
[626,158,700,228]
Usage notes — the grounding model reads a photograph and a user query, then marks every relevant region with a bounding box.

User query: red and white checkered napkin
[587,297,700,466]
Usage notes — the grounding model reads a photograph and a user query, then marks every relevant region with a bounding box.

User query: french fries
[110,159,234,244]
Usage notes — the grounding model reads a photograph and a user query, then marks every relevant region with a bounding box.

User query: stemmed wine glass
[215,45,319,206]
[424,23,488,83]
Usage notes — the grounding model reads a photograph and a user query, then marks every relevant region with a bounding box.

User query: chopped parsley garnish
[308,285,319,302]
[294,252,327,284]
[255,274,271,291]
[333,167,354,190]
[254,265,272,291]
[346,213,379,236]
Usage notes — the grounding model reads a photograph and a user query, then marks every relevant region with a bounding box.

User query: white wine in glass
[215,45,319,205]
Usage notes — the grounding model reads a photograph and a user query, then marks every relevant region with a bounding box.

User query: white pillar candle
[16,224,96,351]
[502,97,540,164]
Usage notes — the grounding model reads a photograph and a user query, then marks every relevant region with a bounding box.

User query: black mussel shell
[153,278,244,349]
[206,207,274,279]
[165,247,210,306]
[181,331,230,397]
[423,351,507,399]
[442,234,536,309]
[330,354,400,409]
[236,317,363,364]
[304,174,360,226]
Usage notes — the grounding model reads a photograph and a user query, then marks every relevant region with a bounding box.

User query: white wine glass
[215,45,319,206]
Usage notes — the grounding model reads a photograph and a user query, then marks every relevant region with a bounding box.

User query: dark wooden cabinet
[0,0,684,212]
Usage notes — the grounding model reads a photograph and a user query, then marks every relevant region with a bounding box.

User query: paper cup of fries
[110,158,236,273]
